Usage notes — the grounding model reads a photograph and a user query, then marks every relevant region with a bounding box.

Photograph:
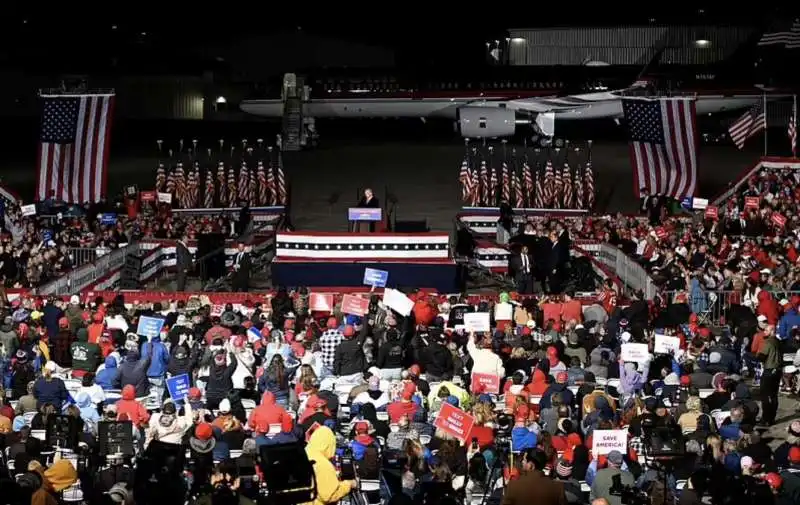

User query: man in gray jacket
[0,316,18,359]
[591,450,635,505]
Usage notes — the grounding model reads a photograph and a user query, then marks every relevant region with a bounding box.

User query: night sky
[0,7,786,73]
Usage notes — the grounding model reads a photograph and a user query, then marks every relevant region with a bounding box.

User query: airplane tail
[627,46,666,90]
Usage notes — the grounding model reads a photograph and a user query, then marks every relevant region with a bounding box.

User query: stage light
[216,96,227,104]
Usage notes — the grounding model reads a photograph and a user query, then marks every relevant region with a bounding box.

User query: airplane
[239,64,766,138]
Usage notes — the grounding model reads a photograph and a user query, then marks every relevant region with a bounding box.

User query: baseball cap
[607,450,623,466]
[218,399,231,414]
[788,446,800,464]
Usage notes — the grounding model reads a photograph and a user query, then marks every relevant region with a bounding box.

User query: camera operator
[502,448,567,505]
[195,459,254,505]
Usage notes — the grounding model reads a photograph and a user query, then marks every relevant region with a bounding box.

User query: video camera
[609,473,649,505]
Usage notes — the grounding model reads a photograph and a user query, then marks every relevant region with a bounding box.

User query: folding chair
[696,293,718,326]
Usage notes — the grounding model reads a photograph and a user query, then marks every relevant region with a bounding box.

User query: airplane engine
[455,107,517,138]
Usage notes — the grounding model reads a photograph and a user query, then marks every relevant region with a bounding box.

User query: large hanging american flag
[36,93,115,203]
[623,98,697,199]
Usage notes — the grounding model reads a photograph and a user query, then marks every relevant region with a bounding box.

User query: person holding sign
[466,332,505,379]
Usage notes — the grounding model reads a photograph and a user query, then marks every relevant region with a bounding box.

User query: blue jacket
[42,305,64,341]
[255,431,298,447]
[350,438,377,460]
[511,427,538,451]
[141,336,170,378]
[778,308,800,340]
[539,383,574,410]
[75,391,101,431]
[95,356,119,390]
[33,376,69,411]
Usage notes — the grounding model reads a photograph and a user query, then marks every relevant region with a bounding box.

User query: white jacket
[231,346,256,390]
[145,402,193,448]
[467,337,505,378]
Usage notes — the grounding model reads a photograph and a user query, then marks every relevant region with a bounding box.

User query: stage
[270,231,461,292]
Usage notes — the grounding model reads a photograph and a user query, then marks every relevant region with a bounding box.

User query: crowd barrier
[662,289,800,327]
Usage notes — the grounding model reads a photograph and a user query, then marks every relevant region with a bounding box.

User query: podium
[348,207,382,233]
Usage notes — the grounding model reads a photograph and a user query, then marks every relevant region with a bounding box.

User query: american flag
[758,19,800,48]
[584,161,595,210]
[459,160,471,202]
[534,170,545,208]
[553,163,563,209]
[512,168,524,208]
[574,166,585,209]
[789,97,797,157]
[728,102,766,150]
[623,98,698,200]
[37,94,115,203]
[543,160,555,206]
[501,161,510,202]
[562,162,573,209]
[479,161,489,206]
[522,161,533,207]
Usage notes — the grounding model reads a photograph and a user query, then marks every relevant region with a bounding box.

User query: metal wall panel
[111,76,205,120]
[508,26,755,66]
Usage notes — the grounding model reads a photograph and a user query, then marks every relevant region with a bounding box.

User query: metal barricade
[37,244,137,296]
[595,243,658,299]
[661,289,800,327]
[66,247,112,268]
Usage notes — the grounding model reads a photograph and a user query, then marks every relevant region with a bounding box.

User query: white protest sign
[621,343,650,365]
[157,192,173,203]
[494,302,512,321]
[591,429,627,456]
[21,204,37,217]
[383,288,414,316]
[463,312,490,333]
[654,334,681,355]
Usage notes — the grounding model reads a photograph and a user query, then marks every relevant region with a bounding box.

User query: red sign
[341,294,369,316]
[210,304,224,317]
[140,190,156,202]
[309,293,334,313]
[704,205,718,220]
[471,372,501,394]
[654,227,667,240]
[744,196,760,209]
[772,212,787,228]
[433,403,476,443]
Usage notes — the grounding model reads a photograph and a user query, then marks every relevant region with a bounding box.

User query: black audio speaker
[196,233,226,280]
[394,220,428,232]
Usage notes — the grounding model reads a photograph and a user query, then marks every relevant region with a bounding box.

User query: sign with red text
[341,294,369,316]
[591,429,627,456]
[704,205,718,220]
[309,293,334,313]
[654,227,667,240]
[434,403,475,443]
[772,212,787,228]
[471,372,501,394]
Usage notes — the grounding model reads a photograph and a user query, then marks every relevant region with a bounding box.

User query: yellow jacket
[302,426,353,505]
[427,381,471,411]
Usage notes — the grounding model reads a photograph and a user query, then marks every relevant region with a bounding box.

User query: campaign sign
[341,294,369,316]
[621,343,650,364]
[434,403,475,443]
[348,207,382,221]
[363,268,389,287]
[101,213,117,225]
[591,429,627,456]
[136,316,165,339]
[166,373,191,401]
[471,372,501,394]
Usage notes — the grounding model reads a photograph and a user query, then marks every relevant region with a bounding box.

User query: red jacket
[248,392,293,434]
[386,401,419,424]
[756,291,779,325]
[115,385,150,428]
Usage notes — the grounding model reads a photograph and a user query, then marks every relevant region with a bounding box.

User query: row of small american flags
[458,146,595,209]
[154,144,287,209]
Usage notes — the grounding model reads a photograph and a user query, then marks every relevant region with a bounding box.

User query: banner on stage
[348,208,382,221]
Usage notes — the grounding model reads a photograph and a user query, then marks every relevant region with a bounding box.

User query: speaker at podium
[348,207,382,233]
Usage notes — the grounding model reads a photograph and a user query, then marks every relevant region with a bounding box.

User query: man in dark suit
[509,245,535,294]
[175,235,193,291]
[502,449,567,505]
[356,188,380,232]
[231,241,251,292]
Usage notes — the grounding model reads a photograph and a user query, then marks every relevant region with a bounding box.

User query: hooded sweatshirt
[526,369,549,396]
[95,356,119,390]
[115,350,152,398]
[248,391,293,435]
[140,335,170,378]
[115,385,150,428]
[304,427,353,505]
[71,328,100,373]
[75,391,101,432]
[144,401,193,448]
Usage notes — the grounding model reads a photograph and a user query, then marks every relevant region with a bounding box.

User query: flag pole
[793,94,797,158]
[763,92,768,157]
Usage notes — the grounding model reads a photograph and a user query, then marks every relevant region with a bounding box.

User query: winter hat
[188,387,202,400]
[556,459,573,478]
[190,423,216,454]
[788,446,800,464]
[607,450,623,466]
[445,395,459,407]
[218,399,231,414]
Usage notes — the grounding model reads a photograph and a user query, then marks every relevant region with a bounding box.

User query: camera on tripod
[609,473,649,505]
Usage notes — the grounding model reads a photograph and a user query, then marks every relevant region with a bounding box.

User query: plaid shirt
[319,329,343,369]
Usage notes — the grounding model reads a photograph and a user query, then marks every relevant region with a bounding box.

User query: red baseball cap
[194,423,213,441]
[788,446,800,464]
[680,376,691,386]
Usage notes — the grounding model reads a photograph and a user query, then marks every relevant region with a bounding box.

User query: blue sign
[136,316,165,339]
[363,268,389,287]
[166,374,191,401]
[348,207,382,221]
[42,229,53,242]
[680,197,693,209]
[101,213,117,225]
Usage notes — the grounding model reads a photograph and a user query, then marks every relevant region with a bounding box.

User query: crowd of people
[0,196,243,290]
[0,273,796,505]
